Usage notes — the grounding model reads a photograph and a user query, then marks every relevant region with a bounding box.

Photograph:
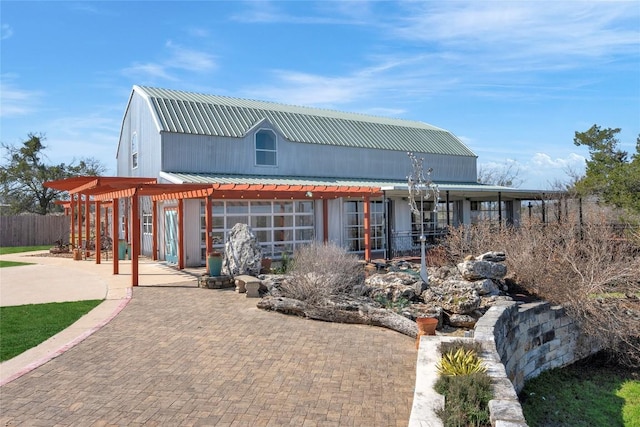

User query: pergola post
[70,195,76,248]
[322,201,329,243]
[178,198,185,270]
[77,195,83,253]
[84,195,90,258]
[205,196,213,272]
[152,199,158,260]
[95,200,101,264]
[112,198,119,275]
[132,190,140,286]
[363,195,371,262]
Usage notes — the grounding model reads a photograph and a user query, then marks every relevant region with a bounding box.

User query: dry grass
[279,241,365,305]
[443,216,640,368]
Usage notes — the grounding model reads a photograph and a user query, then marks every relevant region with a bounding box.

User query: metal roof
[160,172,554,200]
[135,86,476,157]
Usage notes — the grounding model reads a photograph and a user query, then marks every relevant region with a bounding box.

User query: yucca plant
[436,348,487,376]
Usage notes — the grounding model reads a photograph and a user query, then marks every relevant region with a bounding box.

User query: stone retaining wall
[474,300,601,426]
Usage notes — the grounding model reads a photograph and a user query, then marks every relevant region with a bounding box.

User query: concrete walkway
[0,251,417,426]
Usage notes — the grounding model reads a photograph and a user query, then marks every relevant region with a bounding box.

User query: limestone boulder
[222,223,263,277]
[365,272,420,303]
[457,260,507,281]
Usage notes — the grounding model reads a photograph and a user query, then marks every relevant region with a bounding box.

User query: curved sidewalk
[0,252,417,425]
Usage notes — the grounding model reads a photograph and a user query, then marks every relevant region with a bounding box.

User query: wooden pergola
[45,177,383,287]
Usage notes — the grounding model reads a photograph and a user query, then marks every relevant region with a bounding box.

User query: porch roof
[160,172,560,201]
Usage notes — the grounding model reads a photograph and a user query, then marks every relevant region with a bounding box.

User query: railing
[389,229,448,259]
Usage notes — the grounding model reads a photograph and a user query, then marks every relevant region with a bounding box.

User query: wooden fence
[0,214,69,247]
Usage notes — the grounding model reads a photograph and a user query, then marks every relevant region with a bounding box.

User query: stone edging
[411,300,598,426]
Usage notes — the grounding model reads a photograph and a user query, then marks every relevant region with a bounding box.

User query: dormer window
[255,129,277,166]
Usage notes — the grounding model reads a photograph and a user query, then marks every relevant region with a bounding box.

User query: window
[199,200,314,263]
[255,129,277,166]
[131,132,138,169]
[344,200,385,253]
[142,213,152,234]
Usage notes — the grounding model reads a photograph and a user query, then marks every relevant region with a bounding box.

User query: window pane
[256,150,276,166]
[274,229,293,242]
[275,202,293,213]
[255,230,271,243]
[251,202,272,214]
[296,201,313,213]
[227,216,248,228]
[256,131,275,150]
[251,216,271,228]
[213,202,224,215]
[295,215,314,227]
[212,216,224,228]
[226,202,248,214]
[296,229,314,241]
[273,216,293,227]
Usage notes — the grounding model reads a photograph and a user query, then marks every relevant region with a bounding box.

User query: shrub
[439,339,483,358]
[437,348,487,376]
[442,217,640,368]
[434,373,493,427]
[278,241,364,305]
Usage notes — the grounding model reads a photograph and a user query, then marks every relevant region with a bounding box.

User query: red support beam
[322,200,329,243]
[132,191,140,286]
[152,200,158,261]
[84,195,90,258]
[178,198,184,270]
[205,195,213,271]
[112,198,119,275]
[77,195,83,253]
[363,195,371,262]
[95,200,102,264]
[70,195,76,248]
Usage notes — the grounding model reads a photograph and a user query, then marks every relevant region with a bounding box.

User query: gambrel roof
[133,85,476,157]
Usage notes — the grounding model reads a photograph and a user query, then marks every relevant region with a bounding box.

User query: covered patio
[44,177,383,287]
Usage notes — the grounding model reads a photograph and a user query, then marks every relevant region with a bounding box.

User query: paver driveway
[0,284,416,426]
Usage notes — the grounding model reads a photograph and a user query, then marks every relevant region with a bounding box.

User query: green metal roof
[135,86,476,157]
[160,172,552,200]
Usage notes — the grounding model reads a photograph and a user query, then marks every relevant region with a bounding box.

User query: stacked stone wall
[473,300,600,426]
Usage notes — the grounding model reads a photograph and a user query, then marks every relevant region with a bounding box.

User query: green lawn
[0,260,34,268]
[0,300,103,361]
[520,361,640,427]
[0,245,50,255]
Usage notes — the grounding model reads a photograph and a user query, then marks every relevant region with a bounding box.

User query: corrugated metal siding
[136,86,476,157]
[161,128,478,183]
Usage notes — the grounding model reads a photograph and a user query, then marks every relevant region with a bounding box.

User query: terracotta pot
[416,317,438,335]
[415,317,438,349]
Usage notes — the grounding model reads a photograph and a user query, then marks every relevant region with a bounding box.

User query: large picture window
[344,200,385,253]
[255,129,277,166]
[200,200,314,263]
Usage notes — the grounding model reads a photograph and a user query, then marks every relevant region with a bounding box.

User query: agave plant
[436,348,487,376]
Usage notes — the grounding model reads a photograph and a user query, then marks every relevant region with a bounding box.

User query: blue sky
[1,1,639,189]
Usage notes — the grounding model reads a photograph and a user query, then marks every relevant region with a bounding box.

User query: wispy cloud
[1,24,13,40]
[0,75,43,117]
[230,0,367,25]
[122,41,216,82]
[236,1,638,109]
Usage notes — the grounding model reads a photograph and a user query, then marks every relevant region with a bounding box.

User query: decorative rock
[366,272,420,302]
[457,260,507,281]
[474,278,501,296]
[222,223,263,277]
[476,251,507,262]
[447,313,478,328]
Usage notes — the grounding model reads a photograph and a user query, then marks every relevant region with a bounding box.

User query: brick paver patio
[0,284,416,426]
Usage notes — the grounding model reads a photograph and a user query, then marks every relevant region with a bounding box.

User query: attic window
[131,132,138,169]
[255,129,277,166]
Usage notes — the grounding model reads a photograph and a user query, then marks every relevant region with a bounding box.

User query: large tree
[0,133,107,215]
[573,125,640,215]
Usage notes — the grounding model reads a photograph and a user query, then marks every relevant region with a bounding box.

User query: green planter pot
[208,253,223,277]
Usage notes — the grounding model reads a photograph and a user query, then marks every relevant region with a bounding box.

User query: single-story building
[115,85,548,267]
